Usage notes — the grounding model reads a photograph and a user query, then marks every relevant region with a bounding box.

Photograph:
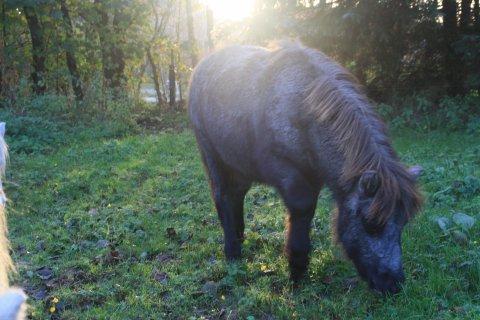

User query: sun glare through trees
[202,0,255,21]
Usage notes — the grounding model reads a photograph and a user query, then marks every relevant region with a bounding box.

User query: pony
[0,122,27,319]
[188,42,423,294]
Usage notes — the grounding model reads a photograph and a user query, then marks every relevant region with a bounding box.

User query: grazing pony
[188,43,423,294]
[0,123,27,319]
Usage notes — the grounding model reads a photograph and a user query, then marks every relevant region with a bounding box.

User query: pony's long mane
[297,45,422,224]
[0,132,12,289]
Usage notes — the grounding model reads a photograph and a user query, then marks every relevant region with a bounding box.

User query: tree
[186,0,198,66]
[143,0,174,108]
[147,47,164,108]
[206,7,214,51]
[442,0,462,94]
[0,3,5,97]
[94,0,126,92]
[169,49,176,108]
[460,0,472,31]
[59,0,83,102]
[474,0,480,29]
[23,5,47,95]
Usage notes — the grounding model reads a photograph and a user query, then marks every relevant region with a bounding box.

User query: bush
[378,91,480,132]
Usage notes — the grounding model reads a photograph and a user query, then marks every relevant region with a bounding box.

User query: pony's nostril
[372,269,405,295]
[388,283,401,294]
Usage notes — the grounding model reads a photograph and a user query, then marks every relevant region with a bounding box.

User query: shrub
[378,91,480,132]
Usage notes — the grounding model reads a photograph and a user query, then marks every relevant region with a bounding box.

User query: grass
[5,121,480,319]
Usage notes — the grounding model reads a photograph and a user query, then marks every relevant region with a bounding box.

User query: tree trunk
[110,11,126,89]
[160,69,167,102]
[460,0,472,31]
[474,0,479,29]
[136,60,147,100]
[176,1,183,104]
[24,6,47,95]
[59,0,83,102]
[169,50,176,108]
[206,7,214,51]
[442,0,462,95]
[186,0,198,66]
[94,0,125,93]
[147,48,163,108]
[0,3,4,98]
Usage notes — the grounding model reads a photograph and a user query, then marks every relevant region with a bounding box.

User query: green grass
[6,125,480,319]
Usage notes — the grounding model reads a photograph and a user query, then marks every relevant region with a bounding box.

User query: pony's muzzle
[369,268,405,295]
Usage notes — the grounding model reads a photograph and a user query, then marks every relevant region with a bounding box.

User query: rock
[201,281,218,296]
[36,241,46,251]
[452,213,476,231]
[435,216,450,232]
[96,239,109,248]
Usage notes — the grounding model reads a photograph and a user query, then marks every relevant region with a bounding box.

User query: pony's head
[336,165,423,294]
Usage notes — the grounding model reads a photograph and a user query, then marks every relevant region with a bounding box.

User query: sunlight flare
[202,0,255,21]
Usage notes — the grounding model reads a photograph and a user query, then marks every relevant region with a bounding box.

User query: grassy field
[5,124,480,319]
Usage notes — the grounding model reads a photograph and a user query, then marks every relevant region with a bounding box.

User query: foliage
[5,122,480,319]
[1,0,479,117]
[219,0,480,103]
[377,92,480,132]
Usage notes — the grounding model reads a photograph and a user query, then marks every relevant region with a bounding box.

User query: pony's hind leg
[209,167,250,260]
[217,180,250,258]
[197,141,250,260]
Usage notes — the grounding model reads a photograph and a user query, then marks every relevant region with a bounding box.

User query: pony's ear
[359,170,380,197]
[408,165,423,181]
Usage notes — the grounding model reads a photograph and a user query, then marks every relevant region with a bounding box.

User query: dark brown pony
[188,42,422,294]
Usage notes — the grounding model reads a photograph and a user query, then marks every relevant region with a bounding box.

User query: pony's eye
[361,215,384,235]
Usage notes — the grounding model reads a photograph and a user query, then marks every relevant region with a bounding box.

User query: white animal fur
[0,122,27,320]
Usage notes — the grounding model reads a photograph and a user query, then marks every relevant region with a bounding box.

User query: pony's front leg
[280,181,318,282]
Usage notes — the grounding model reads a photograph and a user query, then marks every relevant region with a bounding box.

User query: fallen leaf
[156,253,174,263]
[36,266,54,280]
[452,230,468,245]
[260,264,275,276]
[322,276,333,285]
[28,286,48,301]
[152,269,168,284]
[343,277,358,291]
[166,227,177,238]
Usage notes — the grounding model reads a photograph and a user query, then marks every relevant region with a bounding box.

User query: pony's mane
[286,44,423,224]
[0,132,12,289]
